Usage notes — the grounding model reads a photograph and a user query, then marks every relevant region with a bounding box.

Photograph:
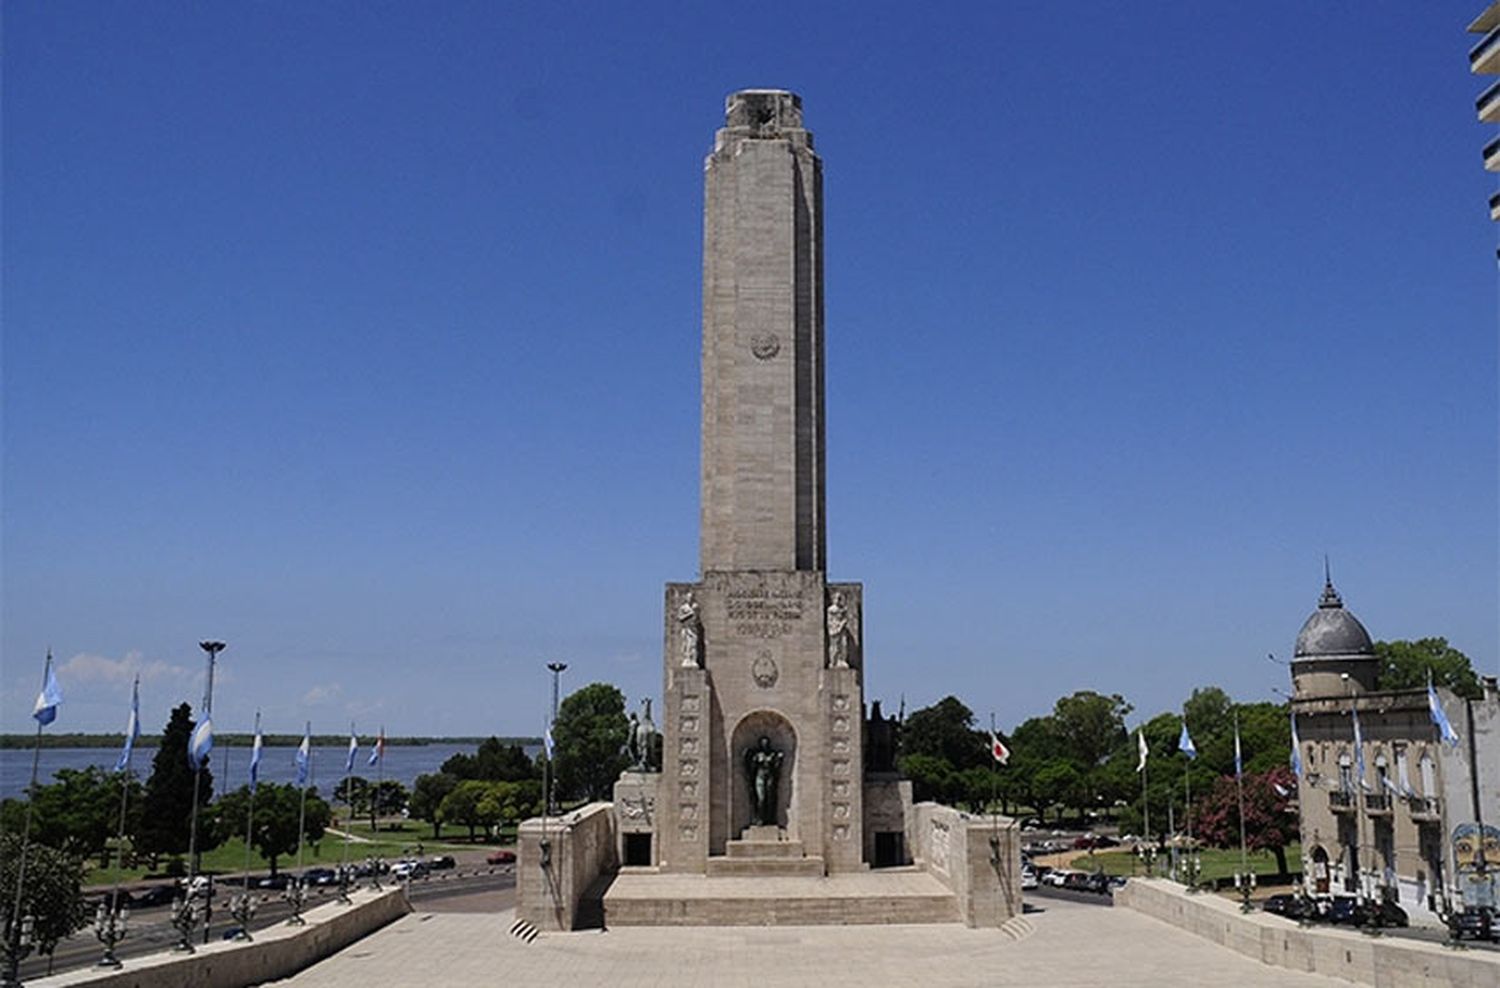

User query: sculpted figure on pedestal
[678,591,703,668]
[827,591,858,668]
[744,736,784,827]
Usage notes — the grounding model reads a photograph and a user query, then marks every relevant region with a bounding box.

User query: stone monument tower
[653,90,869,876]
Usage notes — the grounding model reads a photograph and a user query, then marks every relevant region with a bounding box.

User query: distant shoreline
[0,734,542,750]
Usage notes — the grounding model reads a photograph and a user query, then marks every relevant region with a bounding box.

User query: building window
[1338,753,1353,794]
[1419,753,1436,797]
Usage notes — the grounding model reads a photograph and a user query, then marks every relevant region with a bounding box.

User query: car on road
[133,884,180,908]
[254,874,290,890]
[391,859,429,881]
[429,855,456,871]
[1020,866,1038,891]
[486,849,517,865]
[300,867,337,886]
[1042,869,1071,888]
[1260,893,1311,920]
[1324,896,1408,928]
[1450,906,1497,942]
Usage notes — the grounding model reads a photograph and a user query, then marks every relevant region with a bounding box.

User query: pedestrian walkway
[282,894,1353,987]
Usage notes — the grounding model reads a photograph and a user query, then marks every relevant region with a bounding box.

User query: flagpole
[294,724,311,875]
[110,678,140,910]
[374,727,384,833]
[1235,713,1248,882]
[7,652,52,982]
[339,723,354,898]
[1141,738,1149,847]
[242,712,260,901]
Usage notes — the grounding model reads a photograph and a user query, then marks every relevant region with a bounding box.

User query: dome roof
[1293,579,1375,659]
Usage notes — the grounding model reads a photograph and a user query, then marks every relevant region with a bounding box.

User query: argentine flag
[344,726,358,773]
[1427,682,1460,747]
[1178,720,1196,760]
[295,723,312,788]
[368,728,385,767]
[1289,711,1303,778]
[115,679,141,772]
[33,655,62,726]
[249,713,264,794]
[189,716,214,769]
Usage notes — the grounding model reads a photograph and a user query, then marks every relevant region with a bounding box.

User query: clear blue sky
[4,2,1496,740]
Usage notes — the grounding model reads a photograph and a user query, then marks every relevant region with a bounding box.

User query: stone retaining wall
[516,803,618,931]
[1117,878,1500,988]
[30,886,410,988]
[909,802,1021,928]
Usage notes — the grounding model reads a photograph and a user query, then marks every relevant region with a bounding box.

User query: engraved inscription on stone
[622,795,654,820]
[725,586,803,639]
[751,651,779,689]
[930,820,951,875]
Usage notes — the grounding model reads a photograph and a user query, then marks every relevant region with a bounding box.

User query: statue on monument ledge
[677,590,702,668]
[744,736,784,827]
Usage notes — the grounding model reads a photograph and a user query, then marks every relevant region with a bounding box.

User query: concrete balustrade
[28,886,410,988]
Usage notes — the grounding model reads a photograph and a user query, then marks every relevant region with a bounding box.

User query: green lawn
[1078,843,1301,884]
[84,821,498,888]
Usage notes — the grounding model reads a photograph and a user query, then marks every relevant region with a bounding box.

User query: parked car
[1062,871,1093,892]
[1020,866,1038,890]
[187,875,215,899]
[1042,869,1071,888]
[1260,893,1311,920]
[486,849,517,865]
[254,874,290,890]
[1324,896,1408,928]
[300,867,337,886]
[1082,872,1112,895]
[429,855,456,871]
[1450,906,1498,942]
[391,859,429,881]
[133,884,180,909]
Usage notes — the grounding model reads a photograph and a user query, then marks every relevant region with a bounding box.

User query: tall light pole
[177,640,224,952]
[546,662,567,812]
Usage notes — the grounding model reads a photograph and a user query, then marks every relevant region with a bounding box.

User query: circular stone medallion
[750,333,781,360]
[751,652,779,688]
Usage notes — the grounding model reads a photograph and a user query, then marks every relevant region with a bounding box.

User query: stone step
[603,887,959,927]
[726,840,806,859]
[705,856,826,877]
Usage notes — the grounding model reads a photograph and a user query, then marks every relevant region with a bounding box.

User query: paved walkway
[282,896,1354,987]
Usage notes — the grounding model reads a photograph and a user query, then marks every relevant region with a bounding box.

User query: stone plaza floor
[280,895,1355,988]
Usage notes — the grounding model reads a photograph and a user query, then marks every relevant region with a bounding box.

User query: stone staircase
[704,837,825,877]
[600,868,961,927]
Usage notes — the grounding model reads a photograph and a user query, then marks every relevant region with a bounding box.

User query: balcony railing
[1329,791,1355,812]
[1477,79,1500,122]
[1410,796,1441,820]
[1486,134,1500,171]
[1365,793,1391,814]
[1472,28,1500,73]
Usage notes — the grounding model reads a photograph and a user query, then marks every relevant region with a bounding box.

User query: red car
[486,849,516,865]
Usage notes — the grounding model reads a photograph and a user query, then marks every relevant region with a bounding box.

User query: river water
[0,743,542,800]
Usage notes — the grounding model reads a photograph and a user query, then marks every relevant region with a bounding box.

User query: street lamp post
[546,662,567,813]
[177,639,225,952]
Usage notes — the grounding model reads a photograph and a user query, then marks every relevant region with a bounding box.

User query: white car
[1043,869,1072,888]
[1021,868,1039,890]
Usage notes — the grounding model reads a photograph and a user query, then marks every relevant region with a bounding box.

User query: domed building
[1287,576,1499,923]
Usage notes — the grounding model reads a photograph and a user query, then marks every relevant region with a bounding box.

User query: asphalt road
[19,867,517,982]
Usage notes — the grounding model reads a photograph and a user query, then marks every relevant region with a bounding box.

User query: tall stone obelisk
[700,89,825,573]
[656,90,866,877]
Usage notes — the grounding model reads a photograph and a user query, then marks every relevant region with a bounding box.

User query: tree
[553,683,630,801]
[409,772,459,839]
[138,703,219,866]
[900,696,986,771]
[213,783,331,876]
[439,780,492,841]
[1375,638,1482,699]
[1031,759,1083,823]
[0,768,140,866]
[0,832,88,966]
[897,753,958,805]
[1053,691,1132,771]
[1192,766,1299,874]
[366,780,409,830]
[333,777,371,820]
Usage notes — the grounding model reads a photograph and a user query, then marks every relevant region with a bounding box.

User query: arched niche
[730,710,798,840]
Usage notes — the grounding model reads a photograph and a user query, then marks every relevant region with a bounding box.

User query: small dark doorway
[873,832,904,868]
[624,833,653,866]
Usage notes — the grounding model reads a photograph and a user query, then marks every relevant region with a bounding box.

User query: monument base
[602,869,959,926]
